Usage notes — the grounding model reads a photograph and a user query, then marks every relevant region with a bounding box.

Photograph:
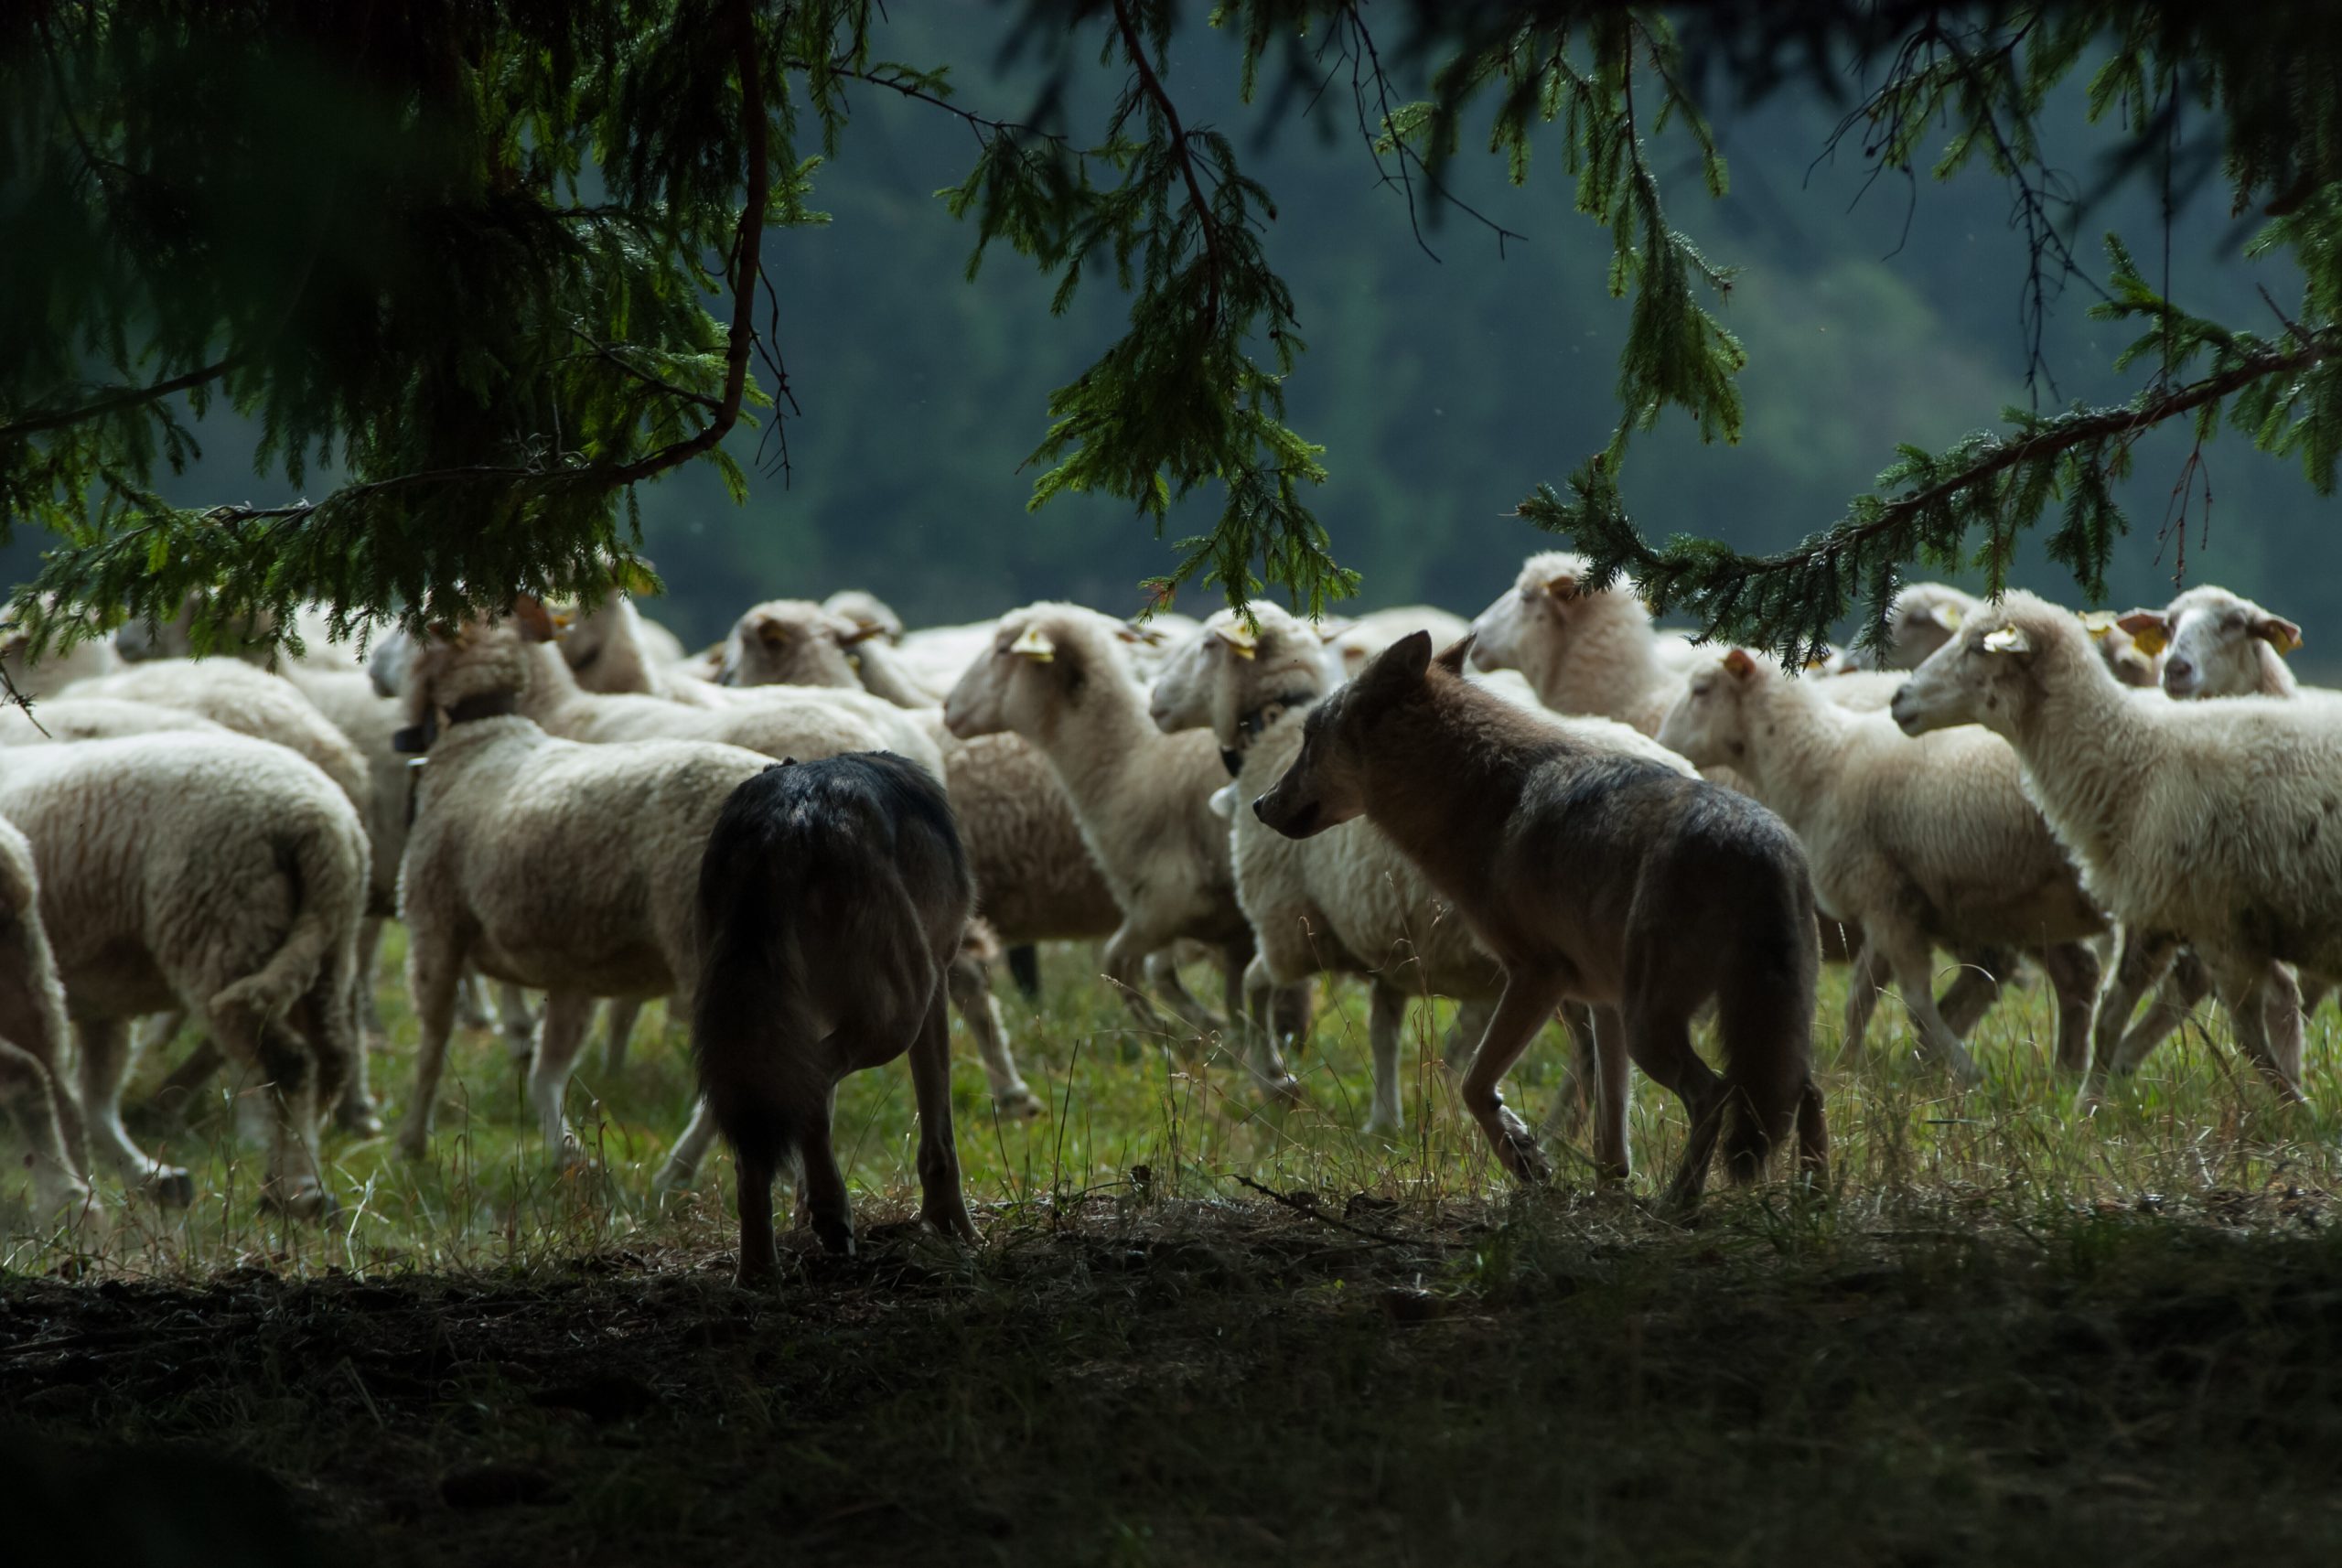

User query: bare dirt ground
[10,1187,2342,1567]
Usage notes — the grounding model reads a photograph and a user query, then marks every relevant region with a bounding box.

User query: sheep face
[1467,556,1603,676]
[719,601,872,689]
[1889,614,2037,739]
[941,611,1096,741]
[1254,630,1433,839]
[400,601,550,735]
[1654,650,1764,768]
[554,596,633,678]
[2119,587,2300,700]
[1146,615,1230,734]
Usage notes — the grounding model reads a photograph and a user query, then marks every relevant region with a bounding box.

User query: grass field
[5,935,2342,1564]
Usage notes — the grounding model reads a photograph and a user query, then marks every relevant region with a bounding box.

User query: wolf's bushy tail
[1716,857,1824,1184]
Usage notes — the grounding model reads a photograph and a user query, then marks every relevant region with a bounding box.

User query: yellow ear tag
[1010,627,1056,662]
[1218,627,1259,660]
[1982,625,2027,655]
[2078,611,2117,640]
[1936,604,1963,631]
[2270,626,2304,657]
[2127,624,2168,657]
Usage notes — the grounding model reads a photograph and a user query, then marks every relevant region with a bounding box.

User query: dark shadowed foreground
[7,1193,2342,1566]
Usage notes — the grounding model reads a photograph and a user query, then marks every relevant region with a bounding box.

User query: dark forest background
[6,6,2326,660]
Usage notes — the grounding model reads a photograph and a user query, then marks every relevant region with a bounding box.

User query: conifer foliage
[3,3,2339,656]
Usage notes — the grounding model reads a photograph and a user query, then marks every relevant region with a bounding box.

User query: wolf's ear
[1360,629,1434,694]
[1434,632,1476,674]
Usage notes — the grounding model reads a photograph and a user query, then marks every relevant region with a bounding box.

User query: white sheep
[1659,647,2106,1079]
[944,604,1297,1097]
[1319,605,1472,682]
[0,733,369,1214]
[392,610,774,1173]
[1,606,122,699]
[0,815,92,1217]
[0,697,230,746]
[2117,585,2304,701]
[823,589,908,645]
[553,593,720,705]
[1890,591,2342,1100]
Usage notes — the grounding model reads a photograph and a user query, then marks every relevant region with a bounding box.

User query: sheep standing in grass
[1255,632,1827,1207]
[695,754,977,1286]
[0,816,91,1217]
[392,608,774,1171]
[945,605,1296,1098]
[0,734,368,1215]
[1659,649,2106,1079]
[1890,592,2342,1100]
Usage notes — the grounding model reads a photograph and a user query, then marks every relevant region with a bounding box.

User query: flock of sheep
[0,552,2328,1232]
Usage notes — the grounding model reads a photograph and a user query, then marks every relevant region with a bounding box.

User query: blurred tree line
[4,5,2324,660]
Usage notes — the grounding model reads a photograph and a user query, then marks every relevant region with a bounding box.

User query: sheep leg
[1879,934,1983,1083]
[944,953,1041,1118]
[453,972,495,1032]
[77,1017,191,1204]
[2250,962,2306,1099]
[355,916,389,1043]
[396,940,464,1161]
[656,1098,721,1192]
[1457,971,1571,1185]
[2036,941,2104,1074]
[1937,947,2014,1039]
[0,1040,91,1213]
[1837,941,1890,1059]
[1270,980,1313,1049]
[2208,959,2306,1102]
[147,1030,222,1121]
[1364,979,1407,1135]
[1103,929,1207,1045]
[2104,946,2201,1076]
[1005,944,1043,1002]
[250,1016,334,1220]
[2089,928,2185,1096]
[1223,941,1297,1104]
[1443,996,1495,1071]
[497,983,537,1063]
[598,998,645,1076]
[1538,1003,1598,1141]
[527,990,598,1164]
[909,984,976,1243]
[1586,1004,1632,1185]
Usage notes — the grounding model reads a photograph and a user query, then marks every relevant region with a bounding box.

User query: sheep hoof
[263,1179,338,1221]
[334,1099,385,1138]
[994,1086,1046,1121]
[145,1166,196,1208]
[394,1128,434,1163]
[1363,1111,1402,1139]
[1263,1075,1305,1110]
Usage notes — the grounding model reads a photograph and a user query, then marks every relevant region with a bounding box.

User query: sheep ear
[1216,623,1260,660]
[1009,626,1056,662]
[1723,648,1757,681]
[2253,615,2304,656]
[754,618,789,649]
[834,618,886,647]
[1434,631,1475,673]
[1982,625,2030,656]
[510,595,556,643]
[1922,601,1964,632]
[1542,573,1578,600]
[2114,611,2168,656]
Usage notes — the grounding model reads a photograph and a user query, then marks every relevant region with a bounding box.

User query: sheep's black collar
[1219,687,1322,777]
[392,692,520,755]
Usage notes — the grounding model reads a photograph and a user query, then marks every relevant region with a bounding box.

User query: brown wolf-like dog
[693,752,978,1288]
[1254,632,1827,1207]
